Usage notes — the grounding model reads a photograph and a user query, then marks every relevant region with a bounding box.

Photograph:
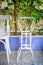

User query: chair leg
[17,47,21,63]
[5,36,11,63]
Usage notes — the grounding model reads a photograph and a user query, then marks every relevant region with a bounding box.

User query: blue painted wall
[0,37,43,51]
[32,37,43,51]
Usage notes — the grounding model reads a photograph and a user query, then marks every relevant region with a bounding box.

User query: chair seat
[0,33,9,39]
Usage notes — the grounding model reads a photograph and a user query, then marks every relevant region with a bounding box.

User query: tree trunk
[14,3,17,35]
[0,8,2,14]
[28,0,34,29]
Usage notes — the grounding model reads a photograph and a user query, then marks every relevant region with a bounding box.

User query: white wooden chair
[0,15,11,63]
[17,17,35,63]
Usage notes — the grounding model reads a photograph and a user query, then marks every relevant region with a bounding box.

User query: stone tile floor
[0,51,43,65]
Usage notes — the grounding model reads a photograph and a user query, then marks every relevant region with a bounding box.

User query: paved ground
[0,51,43,65]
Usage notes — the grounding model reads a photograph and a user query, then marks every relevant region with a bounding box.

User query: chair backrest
[0,15,11,36]
[18,17,35,33]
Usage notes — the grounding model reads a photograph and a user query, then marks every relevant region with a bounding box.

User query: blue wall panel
[9,37,20,51]
[0,37,43,51]
[32,37,43,51]
[0,42,5,51]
